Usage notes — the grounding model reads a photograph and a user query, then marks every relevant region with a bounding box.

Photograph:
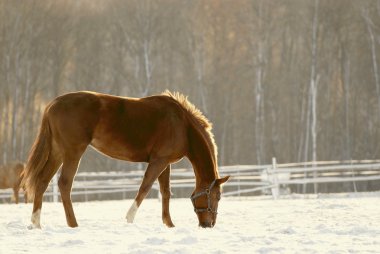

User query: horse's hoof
[126,201,138,223]
[166,223,175,228]
[126,216,134,223]
[163,219,175,228]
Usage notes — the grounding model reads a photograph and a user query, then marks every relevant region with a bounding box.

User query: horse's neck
[187,124,218,188]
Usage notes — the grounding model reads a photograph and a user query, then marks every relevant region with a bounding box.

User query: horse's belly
[90,138,148,162]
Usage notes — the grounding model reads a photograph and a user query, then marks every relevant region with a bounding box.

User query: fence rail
[1,158,380,202]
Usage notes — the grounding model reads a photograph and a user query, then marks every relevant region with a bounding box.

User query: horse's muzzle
[199,221,215,228]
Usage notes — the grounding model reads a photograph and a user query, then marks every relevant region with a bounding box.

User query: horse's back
[48,91,186,125]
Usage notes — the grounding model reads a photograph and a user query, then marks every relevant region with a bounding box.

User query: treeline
[1,0,380,173]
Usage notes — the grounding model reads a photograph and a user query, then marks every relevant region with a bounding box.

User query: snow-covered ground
[1,193,380,254]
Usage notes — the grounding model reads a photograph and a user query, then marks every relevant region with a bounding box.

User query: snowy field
[1,193,380,254]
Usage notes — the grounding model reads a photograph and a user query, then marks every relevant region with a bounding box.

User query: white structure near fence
[1,158,380,203]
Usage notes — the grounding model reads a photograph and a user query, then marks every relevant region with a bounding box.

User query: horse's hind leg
[126,159,169,223]
[12,187,19,204]
[158,164,175,227]
[24,191,28,203]
[58,148,86,228]
[13,172,23,204]
[30,152,62,229]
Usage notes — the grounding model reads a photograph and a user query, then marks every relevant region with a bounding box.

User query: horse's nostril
[199,222,213,228]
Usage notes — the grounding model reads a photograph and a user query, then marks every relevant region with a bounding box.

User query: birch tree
[362,5,380,115]
[305,0,320,193]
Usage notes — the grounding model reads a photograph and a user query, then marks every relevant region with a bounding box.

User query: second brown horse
[0,161,27,204]
[22,91,229,229]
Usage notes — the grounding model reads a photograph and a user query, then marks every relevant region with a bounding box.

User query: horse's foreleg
[126,159,169,223]
[59,154,83,228]
[158,164,175,227]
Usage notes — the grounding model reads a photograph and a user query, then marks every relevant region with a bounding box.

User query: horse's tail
[21,113,52,199]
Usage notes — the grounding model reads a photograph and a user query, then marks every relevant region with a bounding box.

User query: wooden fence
[1,158,380,203]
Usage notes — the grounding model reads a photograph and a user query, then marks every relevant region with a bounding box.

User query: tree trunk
[310,0,319,194]
[363,8,380,114]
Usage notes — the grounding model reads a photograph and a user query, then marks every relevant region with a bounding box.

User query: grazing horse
[22,91,229,229]
[0,161,27,204]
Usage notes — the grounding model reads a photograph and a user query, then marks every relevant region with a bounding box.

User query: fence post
[350,159,357,192]
[52,173,58,202]
[271,157,280,199]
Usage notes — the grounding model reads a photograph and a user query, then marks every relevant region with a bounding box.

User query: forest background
[1,0,380,175]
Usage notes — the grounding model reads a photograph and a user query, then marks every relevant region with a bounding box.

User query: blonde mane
[162,90,218,161]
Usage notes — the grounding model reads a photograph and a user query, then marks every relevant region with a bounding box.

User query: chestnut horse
[0,161,27,204]
[22,91,229,229]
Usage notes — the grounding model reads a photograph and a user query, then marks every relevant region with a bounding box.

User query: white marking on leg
[126,201,138,223]
[28,209,41,229]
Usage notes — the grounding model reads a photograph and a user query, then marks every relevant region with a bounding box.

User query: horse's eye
[216,193,221,201]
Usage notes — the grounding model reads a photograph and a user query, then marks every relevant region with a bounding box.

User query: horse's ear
[216,175,230,186]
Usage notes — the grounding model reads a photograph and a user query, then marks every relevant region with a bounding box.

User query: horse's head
[191,175,230,228]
